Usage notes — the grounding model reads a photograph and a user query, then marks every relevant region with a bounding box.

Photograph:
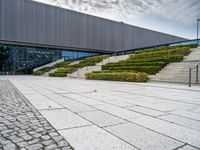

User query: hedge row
[85,72,148,82]
[127,55,184,63]
[49,72,66,77]
[129,47,190,59]
[70,55,109,68]
[48,67,77,77]
[102,62,166,70]
[53,61,72,68]
[92,70,137,73]
[33,60,72,76]
[33,70,45,76]
[134,44,197,54]
[102,66,161,74]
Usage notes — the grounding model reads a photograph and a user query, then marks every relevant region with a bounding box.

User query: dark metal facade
[0,0,187,53]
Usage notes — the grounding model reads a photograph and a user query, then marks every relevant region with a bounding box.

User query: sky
[34,0,200,39]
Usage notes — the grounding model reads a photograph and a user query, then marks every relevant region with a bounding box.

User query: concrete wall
[0,0,187,53]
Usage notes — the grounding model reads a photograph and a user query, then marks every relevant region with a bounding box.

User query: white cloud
[33,0,200,25]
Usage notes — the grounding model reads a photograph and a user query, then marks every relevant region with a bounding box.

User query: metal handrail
[189,60,200,87]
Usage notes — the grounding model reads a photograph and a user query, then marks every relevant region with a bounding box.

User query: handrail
[189,60,200,87]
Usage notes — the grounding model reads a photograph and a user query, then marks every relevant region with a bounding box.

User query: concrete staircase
[149,47,200,84]
[69,55,129,78]
[33,59,64,72]
[43,60,81,77]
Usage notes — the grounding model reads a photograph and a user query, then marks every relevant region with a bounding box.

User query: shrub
[102,62,166,70]
[129,47,190,59]
[49,72,66,77]
[53,61,72,68]
[39,67,52,72]
[86,72,148,82]
[57,67,77,73]
[134,44,197,54]
[103,66,161,74]
[33,70,45,76]
[33,67,52,75]
[70,55,109,69]
[127,55,184,63]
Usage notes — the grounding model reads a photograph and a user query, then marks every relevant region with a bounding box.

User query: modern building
[0,0,187,74]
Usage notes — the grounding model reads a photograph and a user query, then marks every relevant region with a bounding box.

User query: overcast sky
[34,0,200,39]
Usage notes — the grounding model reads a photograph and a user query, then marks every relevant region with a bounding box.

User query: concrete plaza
[0,76,200,150]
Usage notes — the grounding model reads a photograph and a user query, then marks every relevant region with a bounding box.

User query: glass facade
[0,44,98,75]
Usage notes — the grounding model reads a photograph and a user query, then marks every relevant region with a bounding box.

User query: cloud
[33,0,200,25]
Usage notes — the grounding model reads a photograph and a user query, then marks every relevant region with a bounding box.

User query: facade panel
[35,2,45,44]
[0,0,187,53]
[0,0,2,39]
[24,0,35,43]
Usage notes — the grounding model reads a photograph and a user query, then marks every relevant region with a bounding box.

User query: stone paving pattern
[1,76,200,150]
[0,80,73,150]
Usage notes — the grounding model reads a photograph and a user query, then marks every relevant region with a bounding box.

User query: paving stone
[3,143,17,150]
[17,141,28,148]
[129,115,200,148]
[105,122,184,150]
[28,143,43,150]
[189,107,200,114]
[24,94,63,110]
[51,97,97,113]
[42,135,51,140]
[59,125,137,150]
[79,110,127,127]
[4,76,200,150]
[40,109,91,130]
[177,145,199,150]
[93,104,142,119]
[126,106,166,117]
[0,81,73,150]
[22,134,33,141]
[69,96,106,106]
[172,110,200,121]
[45,144,58,150]
[58,140,70,147]
[42,140,55,146]
[158,114,200,131]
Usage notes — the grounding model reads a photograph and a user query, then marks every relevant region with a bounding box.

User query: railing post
[196,65,199,83]
[189,68,192,87]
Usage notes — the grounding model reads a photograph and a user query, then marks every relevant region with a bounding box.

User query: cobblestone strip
[0,80,73,150]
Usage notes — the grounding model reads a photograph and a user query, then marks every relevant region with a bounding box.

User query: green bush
[71,55,109,69]
[134,44,197,54]
[53,61,72,68]
[93,70,138,73]
[102,62,166,70]
[56,68,68,73]
[129,47,190,59]
[85,44,196,82]
[54,67,77,74]
[103,66,161,74]
[127,55,184,63]
[33,70,45,76]
[86,72,148,82]
[33,67,52,76]
[49,72,66,77]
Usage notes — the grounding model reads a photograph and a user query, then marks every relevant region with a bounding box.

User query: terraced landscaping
[86,44,198,82]
[34,55,109,77]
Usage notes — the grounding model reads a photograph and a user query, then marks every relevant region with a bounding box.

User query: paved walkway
[1,76,200,150]
[0,80,72,150]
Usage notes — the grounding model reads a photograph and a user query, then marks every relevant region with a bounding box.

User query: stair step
[149,47,200,83]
